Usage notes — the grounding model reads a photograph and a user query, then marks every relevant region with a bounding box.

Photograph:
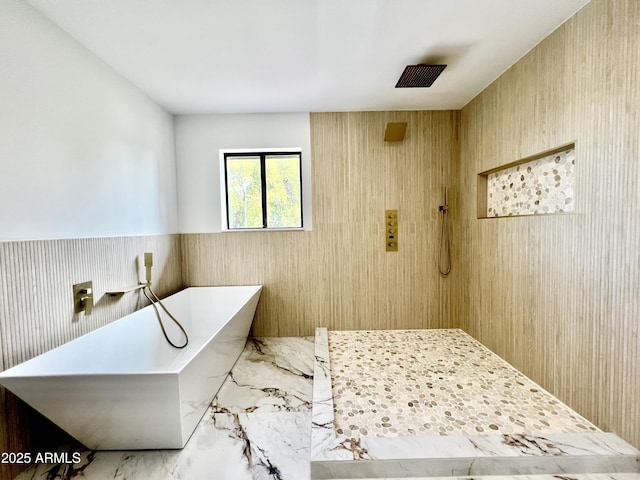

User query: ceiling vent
[395,64,446,88]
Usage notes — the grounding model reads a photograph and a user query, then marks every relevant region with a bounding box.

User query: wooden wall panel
[0,234,183,479]
[182,111,459,337]
[457,0,639,448]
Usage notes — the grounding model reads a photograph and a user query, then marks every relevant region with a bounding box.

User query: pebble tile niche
[484,146,575,217]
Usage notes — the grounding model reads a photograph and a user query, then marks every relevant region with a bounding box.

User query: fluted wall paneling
[457,0,639,448]
[182,111,459,337]
[0,234,183,479]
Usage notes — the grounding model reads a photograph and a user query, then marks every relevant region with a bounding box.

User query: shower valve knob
[385,209,399,252]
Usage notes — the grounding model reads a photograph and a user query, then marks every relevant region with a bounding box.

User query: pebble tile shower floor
[328,329,599,438]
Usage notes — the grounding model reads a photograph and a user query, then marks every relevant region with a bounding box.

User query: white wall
[174,113,312,233]
[0,0,178,241]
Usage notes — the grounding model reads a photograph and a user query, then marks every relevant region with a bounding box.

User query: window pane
[226,156,263,228]
[265,155,302,228]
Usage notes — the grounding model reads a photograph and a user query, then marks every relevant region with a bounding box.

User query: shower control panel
[385,209,398,252]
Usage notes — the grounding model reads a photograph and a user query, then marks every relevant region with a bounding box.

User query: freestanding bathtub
[0,285,262,450]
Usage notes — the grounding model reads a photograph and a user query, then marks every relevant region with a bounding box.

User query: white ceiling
[27,0,591,114]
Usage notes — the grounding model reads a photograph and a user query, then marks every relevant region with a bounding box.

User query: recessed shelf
[478,143,575,219]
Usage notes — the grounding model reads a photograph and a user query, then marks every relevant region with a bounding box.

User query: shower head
[395,64,447,88]
[384,122,407,142]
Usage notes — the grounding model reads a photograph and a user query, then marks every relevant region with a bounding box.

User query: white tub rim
[0,285,262,378]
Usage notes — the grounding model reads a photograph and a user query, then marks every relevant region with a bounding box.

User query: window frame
[220,148,304,231]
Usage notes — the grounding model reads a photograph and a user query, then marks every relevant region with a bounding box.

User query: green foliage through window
[224,151,302,229]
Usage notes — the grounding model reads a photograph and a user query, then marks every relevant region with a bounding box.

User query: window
[221,149,303,230]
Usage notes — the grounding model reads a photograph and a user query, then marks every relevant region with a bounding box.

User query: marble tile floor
[12,331,640,480]
[15,336,315,480]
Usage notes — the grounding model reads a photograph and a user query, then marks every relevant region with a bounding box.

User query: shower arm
[439,186,449,212]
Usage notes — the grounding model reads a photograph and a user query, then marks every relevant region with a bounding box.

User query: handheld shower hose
[142,253,188,349]
[143,285,189,349]
[438,188,451,276]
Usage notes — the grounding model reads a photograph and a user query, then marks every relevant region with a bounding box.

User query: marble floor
[16,337,315,480]
[12,331,640,480]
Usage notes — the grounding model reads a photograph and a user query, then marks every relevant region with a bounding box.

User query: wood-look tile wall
[456,0,639,448]
[182,111,459,337]
[0,234,183,479]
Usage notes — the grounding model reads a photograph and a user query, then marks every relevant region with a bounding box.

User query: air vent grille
[395,64,446,88]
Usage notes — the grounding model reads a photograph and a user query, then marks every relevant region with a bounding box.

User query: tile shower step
[329,475,640,480]
[310,328,640,480]
[310,431,640,479]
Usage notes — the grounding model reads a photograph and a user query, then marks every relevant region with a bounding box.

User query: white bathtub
[0,285,262,450]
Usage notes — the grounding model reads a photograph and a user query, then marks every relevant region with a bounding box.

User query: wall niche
[477,143,575,218]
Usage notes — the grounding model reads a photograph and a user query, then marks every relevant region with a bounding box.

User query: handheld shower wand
[144,252,153,286]
[438,187,451,276]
